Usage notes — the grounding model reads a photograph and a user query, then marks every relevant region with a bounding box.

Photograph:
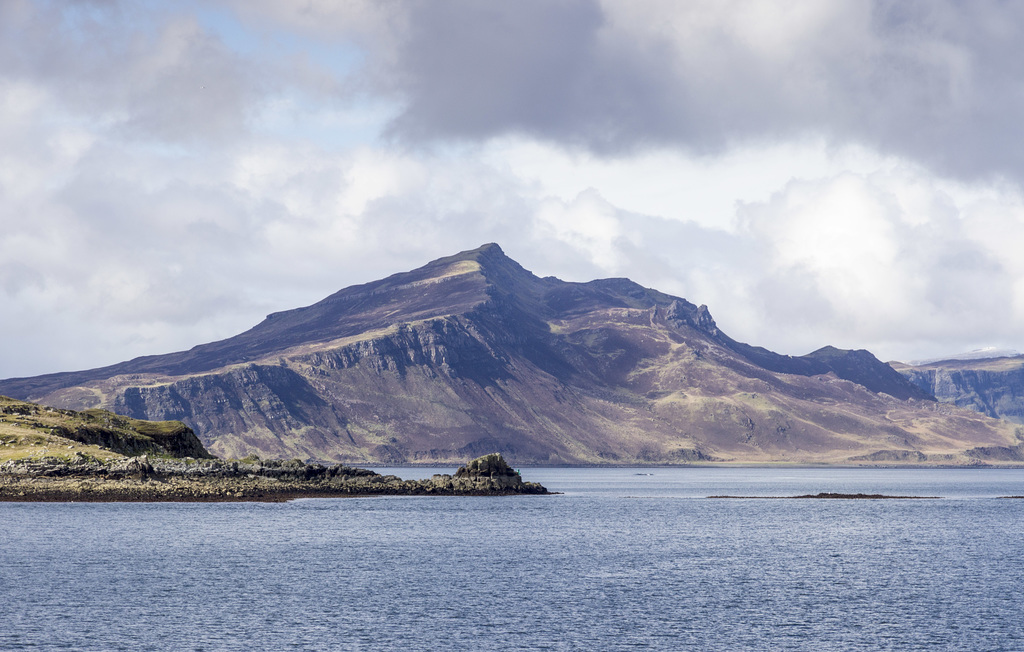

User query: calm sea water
[3,468,1024,651]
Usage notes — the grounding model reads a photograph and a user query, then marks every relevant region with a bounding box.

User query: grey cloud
[0,2,263,144]
[838,1,1024,182]
[921,241,1012,323]
[4,0,1024,378]
[380,0,681,152]
[0,262,46,296]
[365,0,1024,183]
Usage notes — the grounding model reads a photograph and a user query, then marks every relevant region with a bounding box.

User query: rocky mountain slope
[1,244,1019,465]
[895,355,1024,425]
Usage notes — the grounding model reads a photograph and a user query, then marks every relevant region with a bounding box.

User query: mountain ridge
[0,243,925,401]
[0,244,1015,465]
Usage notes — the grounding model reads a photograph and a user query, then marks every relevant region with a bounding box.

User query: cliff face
[1,244,1017,465]
[896,357,1024,424]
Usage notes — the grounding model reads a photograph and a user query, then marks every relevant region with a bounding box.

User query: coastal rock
[448,452,531,492]
[412,453,548,494]
[113,455,155,479]
[0,453,549,501]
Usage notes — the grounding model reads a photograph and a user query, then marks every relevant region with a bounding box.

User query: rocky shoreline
[0,452,549,502]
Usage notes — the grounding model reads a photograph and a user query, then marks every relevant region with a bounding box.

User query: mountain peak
[804,345,933,400]
[434,242,507,266]
[472,242,504,256]
[805,345,872,361]
[424,243,546,300]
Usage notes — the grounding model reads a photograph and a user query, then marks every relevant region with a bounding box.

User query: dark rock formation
[0,453,549,501]
[791,493,939,499]
[56,421,211,459]
[848,449,929,463]
[450,452,527,492]
[710,493,940,499]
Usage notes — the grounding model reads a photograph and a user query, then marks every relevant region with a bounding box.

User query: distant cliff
[895,356,1024,424]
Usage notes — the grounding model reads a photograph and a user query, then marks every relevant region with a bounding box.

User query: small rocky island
[0,396,548,502]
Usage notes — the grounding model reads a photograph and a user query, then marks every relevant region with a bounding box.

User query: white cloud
[533,190,629,272]
[484,136,902,231]
[4,112,1024,375]
[732,169,1023,360]
[746,174,906,311]
[3,0,1024,381]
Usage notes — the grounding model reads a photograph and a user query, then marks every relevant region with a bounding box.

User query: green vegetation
[0,396,210,462]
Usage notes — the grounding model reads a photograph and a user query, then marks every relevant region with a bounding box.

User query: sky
[2,0,1024,379]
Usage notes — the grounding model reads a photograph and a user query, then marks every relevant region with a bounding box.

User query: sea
[3,467,1024,651]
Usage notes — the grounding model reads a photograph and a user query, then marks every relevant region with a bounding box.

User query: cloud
[3,105,1024,376]
[733,169,1022,359]
[0,110,540,376]
[464,166,1024,365]
[337,0,1024,185]
[3,0,1024,380]
[16,1,1019,181]
[0,2,263,145]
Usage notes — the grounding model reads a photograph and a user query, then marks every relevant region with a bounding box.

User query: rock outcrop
[847,449,929,463]
[448,452,528,492]
[0,453,549,501]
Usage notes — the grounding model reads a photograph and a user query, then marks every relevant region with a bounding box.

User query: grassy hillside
[0,396,212,463]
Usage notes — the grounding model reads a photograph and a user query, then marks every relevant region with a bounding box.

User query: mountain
[1,244,1018,465]
[894,355,1024,425]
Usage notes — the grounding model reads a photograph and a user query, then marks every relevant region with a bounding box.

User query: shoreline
[0,453,550,503]
[374,462,1024,470]
[0,479,548,503]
